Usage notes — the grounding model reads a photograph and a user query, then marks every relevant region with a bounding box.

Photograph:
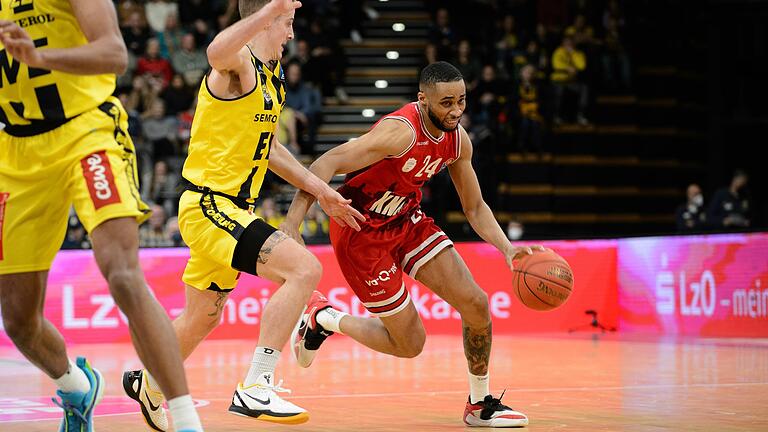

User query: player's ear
[417,91,426,104]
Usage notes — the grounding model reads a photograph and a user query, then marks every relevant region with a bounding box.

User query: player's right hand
[0,20,43,68]
[279,221,305,246]
[317,190,366,232]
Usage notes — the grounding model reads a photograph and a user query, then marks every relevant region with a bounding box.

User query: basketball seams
[513,269,527,308]
[515,269,573,291]
[521,272,557,309]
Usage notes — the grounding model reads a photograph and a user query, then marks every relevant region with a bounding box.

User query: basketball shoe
[463,392,529,427]
[53,357,104,432]
[228,372,309,424]
[122,369,168,431]
[291,290,335,368]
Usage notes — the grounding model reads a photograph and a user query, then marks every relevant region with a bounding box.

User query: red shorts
[329,209,453,317]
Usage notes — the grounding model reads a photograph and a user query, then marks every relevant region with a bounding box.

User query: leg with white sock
[414,247,528,427]
[227,231,320,424]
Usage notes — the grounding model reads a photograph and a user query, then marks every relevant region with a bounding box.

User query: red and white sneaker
[291,290,335,368]
[463,393,529,427]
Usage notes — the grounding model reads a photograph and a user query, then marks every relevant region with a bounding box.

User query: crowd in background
[61,0,750,249]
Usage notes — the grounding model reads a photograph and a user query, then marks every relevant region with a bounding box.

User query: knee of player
[293,252,323,286]
[106,269,144,308]
[398,335,425,358]
[465,289,490,318]
[2,313,39,343]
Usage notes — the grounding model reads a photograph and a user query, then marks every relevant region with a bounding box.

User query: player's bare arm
[281,119,414,239]
[0,0,126,74]
[448,127,544,270]
[206,0,300,97]
[269,136,365,231]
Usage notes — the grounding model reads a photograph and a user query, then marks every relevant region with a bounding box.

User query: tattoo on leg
[463,321,492,375]
[257,231,288,265]
[208,291,229,317]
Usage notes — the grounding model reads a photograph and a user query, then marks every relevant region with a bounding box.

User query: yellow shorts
[0,97,150,274]
[178,189,275,291]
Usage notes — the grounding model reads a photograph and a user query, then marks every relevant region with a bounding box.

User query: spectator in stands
[470,64,509,129]
[189,18,215,49]
[495,15,523,76]
[176,96,197,148]
[142,99,178,159]
[121,10,150,57]
[302,19,348,102]
[125,74,159,119]
[61,210,90,250]
[144,0,179,33]
[428,8,458,60]
[161,74,194,116]
[171,34,209,87]
[419,43,439,72]
[146,159,180,215]
[602,0,626,32]
[675,183,707,231]
[156,11,183,59]
[277,107,301,155]
[602,16,632,91]
[708,170,751,229]
[454,40,482,91]
[256,197,284,228]
[118,91,143,141]
[285,62,322,155]
[139,204,174,248]
[178,0,217,28]
[301,203,330,244]
[551,36,589,125]
[515,65,544,153]
[523,39,549,73]
[136,38,174,88]
[565,14,597,50]
[166,216,184,247]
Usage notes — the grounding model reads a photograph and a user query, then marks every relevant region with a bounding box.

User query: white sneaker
[463,393,529,427]
[122,369,168,431]
[228,373,309,425]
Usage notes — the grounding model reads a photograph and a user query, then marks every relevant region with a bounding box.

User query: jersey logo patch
[402,158,417,173]
[81,151,121,210]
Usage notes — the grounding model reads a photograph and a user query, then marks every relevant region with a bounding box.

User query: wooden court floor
[1,334,767,431]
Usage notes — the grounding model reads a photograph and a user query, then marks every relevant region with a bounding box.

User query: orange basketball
[512,250,574,311]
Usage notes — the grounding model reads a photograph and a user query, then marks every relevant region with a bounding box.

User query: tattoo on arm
[463,321,492,376]
[257,231,288,265]
[208,291,229,317]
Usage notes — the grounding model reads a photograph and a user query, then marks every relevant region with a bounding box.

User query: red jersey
[338,102,462,229]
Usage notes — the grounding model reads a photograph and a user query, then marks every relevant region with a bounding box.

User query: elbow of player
[206,44,230,71]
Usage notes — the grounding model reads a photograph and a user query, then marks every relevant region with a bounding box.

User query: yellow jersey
[0,0,116,136]
[183,55,285,202]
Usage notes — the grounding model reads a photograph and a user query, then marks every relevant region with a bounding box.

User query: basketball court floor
[1,334,767,431]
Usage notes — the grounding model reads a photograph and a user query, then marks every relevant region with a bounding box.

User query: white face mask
[692,194,704,207]
[507,226,523,240]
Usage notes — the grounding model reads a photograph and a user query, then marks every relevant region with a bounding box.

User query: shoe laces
[52,397,88,425]
[255,378,292,395]
[479,390,514,419]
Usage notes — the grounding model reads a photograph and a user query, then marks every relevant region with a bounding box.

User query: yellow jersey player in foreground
[122,0,365,429]
[0,1,203,431]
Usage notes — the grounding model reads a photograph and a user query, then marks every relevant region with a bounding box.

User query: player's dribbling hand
[279,222,305,246]
[504,244,547,271]
[317,190,366,231]
[0,21,44,68]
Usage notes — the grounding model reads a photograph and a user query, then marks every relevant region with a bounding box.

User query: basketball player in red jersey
[282,62,543,427]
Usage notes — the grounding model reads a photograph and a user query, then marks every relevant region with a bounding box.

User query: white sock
[54,359,91,394]
[167,395,202,432]
[244,347,280,387]
[316,308,348,334]
[468,372,490,404]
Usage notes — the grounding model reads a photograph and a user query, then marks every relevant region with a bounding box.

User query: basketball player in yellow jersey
[121,0,365,429]
[0,1,204,431]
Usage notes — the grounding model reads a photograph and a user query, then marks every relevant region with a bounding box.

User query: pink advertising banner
[618,233,768,337]
[0,241,617,345]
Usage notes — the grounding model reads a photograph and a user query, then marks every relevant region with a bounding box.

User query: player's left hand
[504,244,547,271]
[0,21,44,68]
[317,189,366,231]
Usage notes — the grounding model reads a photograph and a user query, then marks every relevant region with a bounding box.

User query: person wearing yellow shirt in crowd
[551,36,589,126]
[516,65,544,153]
